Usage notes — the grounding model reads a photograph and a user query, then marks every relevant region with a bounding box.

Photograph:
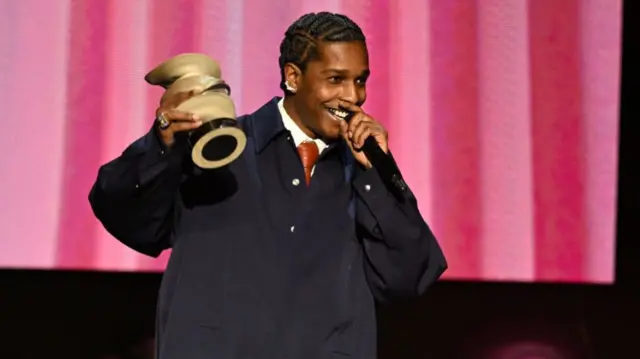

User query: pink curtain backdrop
[0,0,621,283]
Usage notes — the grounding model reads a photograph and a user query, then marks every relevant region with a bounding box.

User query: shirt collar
[277,98,328,153]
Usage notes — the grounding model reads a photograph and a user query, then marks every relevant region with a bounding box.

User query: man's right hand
[155,90,202,147]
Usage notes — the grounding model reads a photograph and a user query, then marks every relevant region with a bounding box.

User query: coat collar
[245,96,347,156]
[247,96,286,153]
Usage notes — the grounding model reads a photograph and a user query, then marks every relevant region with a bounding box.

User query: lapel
[236,97,283,187]
[245,96,286,154]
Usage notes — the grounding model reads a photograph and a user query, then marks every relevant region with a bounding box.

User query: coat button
[290,226,295,233]
[292,178,300,186]
[364,184,371,192]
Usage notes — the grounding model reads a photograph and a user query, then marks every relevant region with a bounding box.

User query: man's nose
[340,83,359,104]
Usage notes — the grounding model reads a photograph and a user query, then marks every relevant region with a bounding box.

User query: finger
[163,109,200,122]
[353,121,380,149]
[160,90,189,107]
[157,92,196,116]
[338,119,350,139]
[168,120,203,133]
[347,112,368,139]
[164,90,197,109]
[176,89,197,104]
[158,116,202,135]
[352,123,372,149]
[337,100,363,114]
[337,100,364,125]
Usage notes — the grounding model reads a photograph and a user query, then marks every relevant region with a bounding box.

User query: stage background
[0,0,622,283]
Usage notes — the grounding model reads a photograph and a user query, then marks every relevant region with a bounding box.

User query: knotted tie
[297,141,319,186]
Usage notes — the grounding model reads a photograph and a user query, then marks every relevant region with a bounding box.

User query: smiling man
[89,12,446,359]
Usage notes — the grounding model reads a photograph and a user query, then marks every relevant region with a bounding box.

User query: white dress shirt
[277,98,328,176]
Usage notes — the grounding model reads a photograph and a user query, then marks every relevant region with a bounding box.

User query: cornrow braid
[278,12,366,93]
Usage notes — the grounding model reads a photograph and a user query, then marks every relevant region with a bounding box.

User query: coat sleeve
[88,126,186,257]
[352,163,447,302]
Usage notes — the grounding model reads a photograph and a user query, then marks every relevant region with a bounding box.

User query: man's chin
[311,112,344,140]
[317,127,342,142]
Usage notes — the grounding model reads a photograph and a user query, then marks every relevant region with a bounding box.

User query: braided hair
[278,12,366,94]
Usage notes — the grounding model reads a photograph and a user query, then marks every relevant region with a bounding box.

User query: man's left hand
[338,101,389,169]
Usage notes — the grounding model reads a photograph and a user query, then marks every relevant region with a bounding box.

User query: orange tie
[297,141,319,186]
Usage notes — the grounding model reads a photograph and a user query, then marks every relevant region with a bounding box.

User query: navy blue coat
[89,97,447,359]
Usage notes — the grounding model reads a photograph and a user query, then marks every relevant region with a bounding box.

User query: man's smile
[326,107,350,121]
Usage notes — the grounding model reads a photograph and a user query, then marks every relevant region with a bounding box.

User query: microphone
[343,111,408,202]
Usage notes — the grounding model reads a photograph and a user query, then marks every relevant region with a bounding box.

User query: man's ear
[284,63,302,93]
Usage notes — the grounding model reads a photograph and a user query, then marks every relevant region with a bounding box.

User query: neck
[283,95,317,139]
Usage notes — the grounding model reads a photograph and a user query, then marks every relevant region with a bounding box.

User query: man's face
[287,41,370,141]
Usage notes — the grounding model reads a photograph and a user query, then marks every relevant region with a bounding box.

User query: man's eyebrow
[321,68,370,77]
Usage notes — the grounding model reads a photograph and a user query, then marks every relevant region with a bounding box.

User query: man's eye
[328,76,341,83]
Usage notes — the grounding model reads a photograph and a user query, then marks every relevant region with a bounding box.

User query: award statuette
[145,53,247,169]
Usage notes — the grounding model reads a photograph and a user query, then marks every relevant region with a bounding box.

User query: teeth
[327,108,349,120]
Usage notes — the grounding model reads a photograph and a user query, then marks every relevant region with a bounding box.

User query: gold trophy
[145,53,247,169]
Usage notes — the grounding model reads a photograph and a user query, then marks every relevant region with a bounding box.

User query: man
[89,12,446,359]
